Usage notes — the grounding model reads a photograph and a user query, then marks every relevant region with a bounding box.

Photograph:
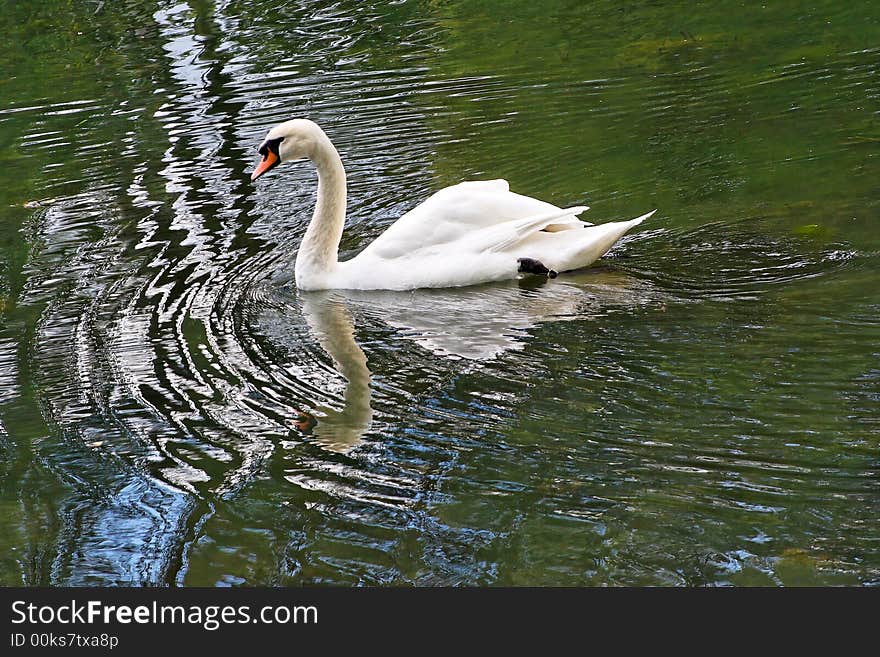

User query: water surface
[0,0,878,586]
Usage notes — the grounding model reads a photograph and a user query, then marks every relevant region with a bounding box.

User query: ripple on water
[620,217,862,301]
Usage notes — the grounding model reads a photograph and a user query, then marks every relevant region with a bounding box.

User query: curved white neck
[295,135,346,283]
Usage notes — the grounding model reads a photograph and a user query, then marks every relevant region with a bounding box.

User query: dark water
[1,0,878,586]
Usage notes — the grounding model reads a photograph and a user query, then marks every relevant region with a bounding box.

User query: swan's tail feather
[549,209,655,273]
[626,209,657,226]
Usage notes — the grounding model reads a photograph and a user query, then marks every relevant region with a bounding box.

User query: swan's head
[250,118,326,181]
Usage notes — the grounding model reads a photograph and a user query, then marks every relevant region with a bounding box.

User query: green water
[0,0,878,586]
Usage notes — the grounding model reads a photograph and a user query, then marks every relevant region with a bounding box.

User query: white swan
[251,119,654,291]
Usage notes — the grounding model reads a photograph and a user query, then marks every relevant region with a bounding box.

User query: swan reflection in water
[286,269,659,452]
[294,291,373,452]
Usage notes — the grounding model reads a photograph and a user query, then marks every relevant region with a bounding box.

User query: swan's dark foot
[518,258,557,278]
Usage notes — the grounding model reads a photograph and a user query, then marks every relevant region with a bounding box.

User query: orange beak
[251,150,279,181]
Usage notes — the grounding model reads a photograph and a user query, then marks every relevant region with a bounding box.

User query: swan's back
[359,179,585,260]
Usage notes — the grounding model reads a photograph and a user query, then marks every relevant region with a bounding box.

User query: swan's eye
[259,137,284,160]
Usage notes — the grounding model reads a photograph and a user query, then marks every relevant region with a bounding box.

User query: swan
[251,119,654,291]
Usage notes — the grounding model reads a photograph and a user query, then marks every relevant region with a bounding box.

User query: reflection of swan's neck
[301,293,372,452]
[295,135,346,284]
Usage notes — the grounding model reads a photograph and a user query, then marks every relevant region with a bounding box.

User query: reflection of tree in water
[0,0,197,586]
[0,0,322,585]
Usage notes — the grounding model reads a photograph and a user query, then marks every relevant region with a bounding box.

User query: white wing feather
[360,180,590,260]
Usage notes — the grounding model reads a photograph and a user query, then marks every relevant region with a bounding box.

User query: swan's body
[251,119,654,291]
